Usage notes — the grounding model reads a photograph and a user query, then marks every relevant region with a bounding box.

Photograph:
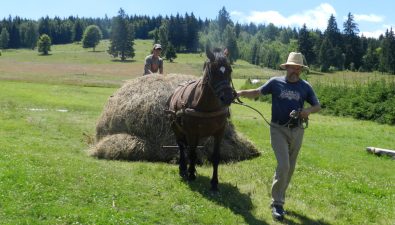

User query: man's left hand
[299,109,310,119]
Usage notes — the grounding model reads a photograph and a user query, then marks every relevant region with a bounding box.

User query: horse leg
[186,135,198,181]
[171,121,188,179]
[177,138,188,179]
[210,133,223,191]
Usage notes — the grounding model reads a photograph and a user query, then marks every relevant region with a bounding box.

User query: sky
[1,0,394,38]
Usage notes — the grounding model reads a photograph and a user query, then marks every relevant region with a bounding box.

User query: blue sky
[1,0,394,38]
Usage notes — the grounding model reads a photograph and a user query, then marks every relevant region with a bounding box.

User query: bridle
[203,59,236,102]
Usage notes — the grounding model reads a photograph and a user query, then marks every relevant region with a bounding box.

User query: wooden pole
[366,147,395,158]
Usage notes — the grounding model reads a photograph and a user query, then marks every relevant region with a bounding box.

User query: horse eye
[219,66,226,74]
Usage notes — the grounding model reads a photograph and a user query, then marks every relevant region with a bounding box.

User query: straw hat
[280,52,308,69]
[153,44,162,50]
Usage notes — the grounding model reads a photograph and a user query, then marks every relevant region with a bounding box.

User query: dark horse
[166,48,235,191]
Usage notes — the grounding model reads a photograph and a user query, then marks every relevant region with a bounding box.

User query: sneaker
[271,204,285,221]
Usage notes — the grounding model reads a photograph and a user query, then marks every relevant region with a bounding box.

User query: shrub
[82,25,102,51]
[314,79,395,125]
[37,34,51,55]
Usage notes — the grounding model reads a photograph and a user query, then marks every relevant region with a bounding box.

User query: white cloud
[230,10,244,18]
[246,10,290,26]
[361,24,394,38]
[360,30,385,38]
[382,24,395,28]
[231,3,336,30]
[354,14,383,23]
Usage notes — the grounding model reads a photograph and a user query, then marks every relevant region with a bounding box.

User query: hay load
[90,74,260,162]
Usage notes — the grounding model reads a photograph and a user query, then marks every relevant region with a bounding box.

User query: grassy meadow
[0,40,394,225]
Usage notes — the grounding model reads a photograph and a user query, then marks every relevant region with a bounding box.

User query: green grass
[306,70,395,86]
[0,41,394,224]
[1,39,156,65]
[0,39,206,86]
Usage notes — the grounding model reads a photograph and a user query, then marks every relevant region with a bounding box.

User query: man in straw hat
[237,52,321,221]
[143,43,164,75]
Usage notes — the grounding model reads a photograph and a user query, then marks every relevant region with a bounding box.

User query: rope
[231,92,308,129]
[232,101,272,127]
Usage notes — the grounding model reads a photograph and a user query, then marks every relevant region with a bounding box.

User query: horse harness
[165,79,230,119]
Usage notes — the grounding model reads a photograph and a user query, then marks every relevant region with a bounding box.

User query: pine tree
[148,28,160,44]
[72,19,84,42]
[263,23,278,41]
[38,16,51,36]
[166,14,186,51]
[37,34,51,55]
[82,25,102,51]
[325,15,341,47]
[165,42,177,62]
[320,14,344,70]
[319,37,334,72]
[298,24,315,65]
[235,22,241,39]
[0,28,10,49]
[279,28,291,44]
[343,12,363,70]
[343,12,359,36]
[107,8,135,61]
[224,25,239,63]
[217,6,232,33]
[389,30,395,74]
[9,22,20,48]
[158,20,170,55]
[185,13,199,52]
[381,28,395,74]
[250,40,260,65]
[20,21,38,49]
[362,44,379,71]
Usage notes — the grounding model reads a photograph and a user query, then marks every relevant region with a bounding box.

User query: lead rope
[230,79,307,129]
[230,79,274,127]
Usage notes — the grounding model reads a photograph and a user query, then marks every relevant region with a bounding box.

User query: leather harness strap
[176,107,229,118]
[164,107,229,118]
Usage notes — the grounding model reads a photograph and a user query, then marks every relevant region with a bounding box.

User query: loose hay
[90,73,260,162]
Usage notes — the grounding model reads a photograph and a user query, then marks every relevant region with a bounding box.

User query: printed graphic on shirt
[279,89,300,101]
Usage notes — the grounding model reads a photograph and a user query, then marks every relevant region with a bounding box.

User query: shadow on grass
[186,175,269,225]
[308,71,325,76]
[89,50,106,53]
[284,210,332,225]
[111,59,136,63]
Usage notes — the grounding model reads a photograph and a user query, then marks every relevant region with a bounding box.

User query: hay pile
[90,74,260,163]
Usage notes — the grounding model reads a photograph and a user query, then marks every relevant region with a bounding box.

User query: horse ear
[206,48,215,62]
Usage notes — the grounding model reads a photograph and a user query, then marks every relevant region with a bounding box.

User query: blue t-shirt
[259,76,319,125]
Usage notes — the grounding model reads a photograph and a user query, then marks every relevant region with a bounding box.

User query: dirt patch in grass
[0,60,142,76]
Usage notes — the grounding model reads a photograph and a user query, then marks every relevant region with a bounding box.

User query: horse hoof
[179,170,188,179]
[188,174,196,181]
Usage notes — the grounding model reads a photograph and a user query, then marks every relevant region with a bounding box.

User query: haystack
[90,74,260,163]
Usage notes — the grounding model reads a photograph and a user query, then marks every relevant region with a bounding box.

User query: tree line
[1,7,395,74]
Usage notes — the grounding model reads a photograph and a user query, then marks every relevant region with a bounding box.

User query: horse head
[204,48,235,106]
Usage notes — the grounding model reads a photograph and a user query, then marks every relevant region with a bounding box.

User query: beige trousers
[270,124,304,206]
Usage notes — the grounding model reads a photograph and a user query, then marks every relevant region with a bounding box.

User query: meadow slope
[0,40,393,224]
